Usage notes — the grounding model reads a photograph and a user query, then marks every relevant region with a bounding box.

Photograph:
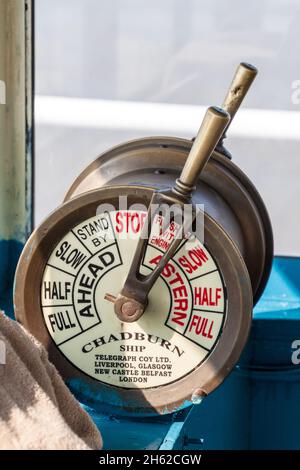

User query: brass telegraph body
[14,64,273,415]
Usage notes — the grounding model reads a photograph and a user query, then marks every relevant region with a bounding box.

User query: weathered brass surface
[222,62,257,123]
[64,63,272,305]
[175,106,230,191]
[217,62,258,157]
[64,137,273,305]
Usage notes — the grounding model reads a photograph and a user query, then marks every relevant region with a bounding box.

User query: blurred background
[35,0,300,255]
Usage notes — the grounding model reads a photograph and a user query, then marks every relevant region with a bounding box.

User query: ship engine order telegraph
[14,63,273,415]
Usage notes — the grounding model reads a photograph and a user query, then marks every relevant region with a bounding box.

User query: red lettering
[149,255,162,266]
[171,311,188,327]
[207,321,214,339]
[149,255,176,278]
[115,212,147,234]
[169,271,184,286]
[149,256,191,328]
[178,255,193,274]
[115,211,123,233]
[174,298,189,311]
[188,314,215,339]
[131,213,139,233]
[189,314,200,332]
[194,287,222,307]
[173,285,188,298]
[178,245,209,274]
[190,246,208,266]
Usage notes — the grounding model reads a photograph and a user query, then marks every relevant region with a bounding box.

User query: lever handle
[222,62,257,132]
[175,106,230,194]
[112,107,229,322]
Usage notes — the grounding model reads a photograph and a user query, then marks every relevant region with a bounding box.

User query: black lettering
[77,228,87,240]
[88,262,103,277]
[98,251,114,267]
[172,345,185,357]
[77,288,91,304]
[107,334,119,343]
[79,305,94,317]
[68,250,86,269]
[43,281,71,300]
[48,310,76,332]
[55,241,68,258]
[79,273,95,289]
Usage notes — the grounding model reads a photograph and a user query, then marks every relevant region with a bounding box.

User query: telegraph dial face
[41,210,226,389]
[14,186,252,415]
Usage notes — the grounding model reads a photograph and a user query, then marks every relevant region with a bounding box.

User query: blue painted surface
[82,403,190,450]
[254,257,300,320]
[0,240,23,318]
[2,252,300,449]
[86,256,300,449]
[69,377,194,419]
[178,256,300,450]
[159,422,186,450]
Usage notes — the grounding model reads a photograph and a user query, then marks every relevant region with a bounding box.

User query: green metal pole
[0,0,33,317]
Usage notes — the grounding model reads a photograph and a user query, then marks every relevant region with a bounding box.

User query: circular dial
[14,186,252,415]
[41,210,226,389]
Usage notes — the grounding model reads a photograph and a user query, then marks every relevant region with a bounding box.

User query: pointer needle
[104,293,117,303]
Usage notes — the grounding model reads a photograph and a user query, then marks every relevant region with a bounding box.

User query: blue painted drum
[0,240,24,318]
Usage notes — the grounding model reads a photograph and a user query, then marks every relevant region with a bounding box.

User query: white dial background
[41,210,227,389]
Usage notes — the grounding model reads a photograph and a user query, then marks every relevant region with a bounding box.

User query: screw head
[121,301,142,318]
[114,295,144,323]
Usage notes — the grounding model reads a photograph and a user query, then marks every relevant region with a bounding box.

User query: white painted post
[0,0,33,315]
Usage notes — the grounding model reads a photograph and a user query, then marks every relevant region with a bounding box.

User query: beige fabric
[0,311,102,450]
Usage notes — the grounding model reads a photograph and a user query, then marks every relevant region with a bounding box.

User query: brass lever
[217,62,257,156]
[174,106,230,196]
[222,62,257,121]
[111,106,230,323]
